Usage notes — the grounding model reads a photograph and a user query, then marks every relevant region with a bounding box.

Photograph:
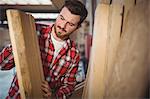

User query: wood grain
[83,0,149,98]
[7,10,44,99]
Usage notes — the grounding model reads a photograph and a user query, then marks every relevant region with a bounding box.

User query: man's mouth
[58,32,62,35]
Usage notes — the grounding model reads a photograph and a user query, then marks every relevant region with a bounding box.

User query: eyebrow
[60,14,76,26]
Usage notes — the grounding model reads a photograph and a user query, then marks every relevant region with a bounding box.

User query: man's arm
[56,53,80,99]
[0,44,15,70]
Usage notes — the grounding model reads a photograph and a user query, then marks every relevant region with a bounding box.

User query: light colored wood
[106,4,123,80]
[83,0,149,98]
[83,3,123,99]
[148,0,150,98]
[7,10,44,99]
[100,0,111,4]
[112,0,136,32]
[82,4,110,99]
[105,0,149,98]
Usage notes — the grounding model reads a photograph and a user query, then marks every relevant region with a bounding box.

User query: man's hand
[41,80,51,99]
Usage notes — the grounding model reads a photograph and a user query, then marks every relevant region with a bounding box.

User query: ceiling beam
[0,5,59,13]
[0,5,59,21]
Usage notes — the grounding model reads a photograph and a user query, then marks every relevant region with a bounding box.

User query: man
[0,0,88,98]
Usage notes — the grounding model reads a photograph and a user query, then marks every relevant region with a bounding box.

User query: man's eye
[60,17,64,20]
[69,23,75,26]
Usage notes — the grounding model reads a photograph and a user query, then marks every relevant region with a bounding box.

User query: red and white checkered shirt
[0,25,80,99]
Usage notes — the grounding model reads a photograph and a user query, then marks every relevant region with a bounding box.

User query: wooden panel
[106,4,123,78]
[83,0,149,98]
[112,0,135,32]
[100,0,111,4]
[83,3,123,99]
[82,4,110,99]
[105,0,149,98]
[7,10,44,99]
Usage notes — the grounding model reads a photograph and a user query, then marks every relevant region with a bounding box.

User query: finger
[43,92,51,99]
[43,92,51,97]
[42,80,49,85]
[41,83,50,90]
[41,85,50,93]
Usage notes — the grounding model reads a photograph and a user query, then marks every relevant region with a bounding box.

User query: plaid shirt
[0,25,80,99]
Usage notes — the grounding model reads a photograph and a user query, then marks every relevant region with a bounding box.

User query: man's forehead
[60,7,71,14]
[59,7,80,23]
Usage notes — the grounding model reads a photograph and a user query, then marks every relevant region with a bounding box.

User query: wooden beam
[7,9,44,98]
[0,5,59,21]
[82,4,110,99]
[0,5,58,13]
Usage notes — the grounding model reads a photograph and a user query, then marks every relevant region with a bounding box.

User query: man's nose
[61,21,68,29]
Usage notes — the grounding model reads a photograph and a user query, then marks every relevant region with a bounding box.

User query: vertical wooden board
[148,0,150,97]
[83,3,123,99]
[105,4,123,96]
[100,0,111,4]
[7,10,44,98]
[82,4,110,99]
[123,0,135,31]
[105,0,149,98]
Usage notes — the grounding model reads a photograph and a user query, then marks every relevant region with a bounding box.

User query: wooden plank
[112,0,135,32]
[82,4,110,99]
[104,0,149,98]
[7,10,44,99]
[100,0,111,4]
[83,0,149,98]
[83,3,123,99]
[107,3,123,73]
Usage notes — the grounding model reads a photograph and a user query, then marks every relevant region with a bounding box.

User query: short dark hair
[61,0,88,26]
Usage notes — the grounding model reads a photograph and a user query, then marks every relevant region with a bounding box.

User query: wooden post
[7,10,44,99]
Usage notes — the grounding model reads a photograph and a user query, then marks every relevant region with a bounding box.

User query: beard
[54,24,69,40]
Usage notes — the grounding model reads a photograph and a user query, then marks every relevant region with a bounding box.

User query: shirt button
[66,56,71,61]
[54,72,58,76]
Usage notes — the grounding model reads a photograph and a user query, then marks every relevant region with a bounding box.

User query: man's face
[54,7,80,40]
